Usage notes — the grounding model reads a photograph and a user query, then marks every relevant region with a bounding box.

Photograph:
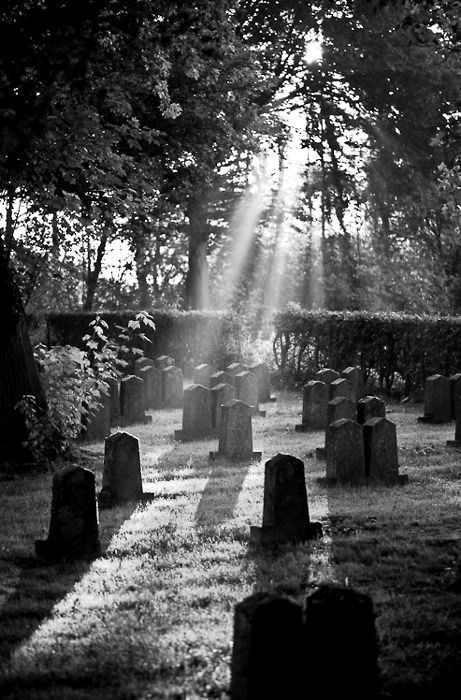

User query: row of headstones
[418,372,461,424]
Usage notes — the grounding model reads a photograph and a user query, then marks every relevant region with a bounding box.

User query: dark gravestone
[326,418,365,484]
[329,377,356,403]
[357,395,386,424]
[175,384,212,440]
[140,365,162,409]
[210,400,261,461]
[210,370,234,389]
[120,375,150,425]
[134,357,154,377]
[316,397,357,461]
[447,394,461,447]
[162,366,184,408]
[235,371,265,417]
[155,355,175,370]
[227,362,247,377]
[341,366,366,399]
[193,363,216,388]
[250,454,322,544]
[248,362,274,403]
[363,417,400,484]
[210,382,235,434]
[107,377,121,426]
[98,431,143,508]
[314,368,340,386]
[295,380,328,431]
[304,585,378,700]
[449,372,461,419]
[230,593,304,700]
[35,466,101,561]
[81,389,111,443]
[418,373,451,423]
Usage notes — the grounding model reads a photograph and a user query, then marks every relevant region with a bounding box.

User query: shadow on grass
[0,502,136,667]
[195,459,252,526]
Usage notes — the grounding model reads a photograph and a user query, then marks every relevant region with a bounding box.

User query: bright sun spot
[304,39,323,64]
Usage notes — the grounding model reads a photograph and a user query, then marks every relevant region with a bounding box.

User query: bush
[273,305,461,394]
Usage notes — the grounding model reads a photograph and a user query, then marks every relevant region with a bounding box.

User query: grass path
[0,392,460,698]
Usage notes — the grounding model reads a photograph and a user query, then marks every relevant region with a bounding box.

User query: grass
[0,391,460,699]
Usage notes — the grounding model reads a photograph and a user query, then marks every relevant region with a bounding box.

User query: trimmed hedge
[46,309,243,371]
[273,308,461,394]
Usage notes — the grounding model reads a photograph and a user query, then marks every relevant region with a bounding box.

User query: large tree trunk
[83,226,109,311]
[0,245,46,463]
[185,198,210,310]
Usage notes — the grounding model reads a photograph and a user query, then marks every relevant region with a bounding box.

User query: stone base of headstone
[209,450,262,462]
[252,408,266,418]
[249,521,322,545]
[174,429,214,441]
[316,474,409,487]
[294,423,309,432]
[315,447,326,460]
[446,439,461,448]
[35,537,101,562]
[417,413,451,424]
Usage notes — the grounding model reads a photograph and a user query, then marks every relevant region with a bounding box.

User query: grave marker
[210,370,234,388]
[81,389,111,443]
[363,417,400,484]
[314,368,340,386]
[210,382,235,434]
[248,362,275,403]
[235,370,266,417]
[315,396,357,460]
[155,355,175,370]
[107,377,121,426]
[120,375,151,425]
[295,380,328,431]
[175,384,212,440]
[227,362,247,377]
[357,396,386,424]
[98,431,143,508]
[325,418,365,484]
[193,363,216,388]
[449,372,461,419]
[341,366,366,399]
[140,365,162,409]
[210,400,261,461]
[418,374,451,423]
[329,377,356,403]
[162,366,184,408]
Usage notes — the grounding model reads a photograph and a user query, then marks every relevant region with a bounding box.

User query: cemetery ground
[0,392,460,699]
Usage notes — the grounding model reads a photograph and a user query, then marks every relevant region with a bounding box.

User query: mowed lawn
[0,392,460,699]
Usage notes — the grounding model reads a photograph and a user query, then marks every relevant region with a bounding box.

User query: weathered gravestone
[325,418,365,484]
[357,395,386,424]
[175,384,212,440]
[210,382,235,434]
[107,377,121,426]
[248,362,275,403]
[295,380,328,431]
[193,363,216,388]
[134,356,154,377]
[447,394,461,447]
[250,454,322,544]
[162,366,184,408]
[210,370,234,389]
[98,431,143,508]
[329,377,356,403]
[304,585,378,700]
[81,390,111,443]
[140,365,162,409]
[235,371,266,417]
[35,465,101,561]
[449,372,461,420]
[155,355,175,370]
[418,373,451,423]
[363,417,401,484]
[314,367,340,386]
[227,362,247,377]
[210,400,261,461]
[120,375,151,425]
[230,593,304,700]
[316,396,357,460]
[341,366,366,399]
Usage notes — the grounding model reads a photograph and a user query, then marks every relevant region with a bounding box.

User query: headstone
[162,366,184,408]
[235,371,265,417]
[248,362,274,403]
[155,354,175,370]
[140,365,162,409]
[250,454,322,544]
[210,382,235,434]
[120,375,150,425]
[81,389,111,443]
[210,400,261,461]
[315,397,357,460]
[357,395,386,424]
[329,377,356,403]
[107,377,121,426]
[230,593,304,700]
[227,362,247,377]
[210,370,234,389]
[449,372,461,419]
[35,466,101,561]
[175,384,212,440]
[304,585,378,700]
[314,368,340,386]
[326,418,365,484]
[447,394,461,447]
[295,380,328,431]
[134,356,154,377]
[363,417,400,484]
[341,366,366,399]
[98,431,143,508]
[193,363,216,389]
[418,374,451,423]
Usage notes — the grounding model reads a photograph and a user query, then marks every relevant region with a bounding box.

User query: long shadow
[194,458,252,527]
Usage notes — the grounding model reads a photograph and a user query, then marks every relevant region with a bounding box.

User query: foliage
[273,305,461,393]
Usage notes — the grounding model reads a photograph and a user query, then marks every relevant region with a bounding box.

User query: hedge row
[46,309,243,372]
[273,308,461,394]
